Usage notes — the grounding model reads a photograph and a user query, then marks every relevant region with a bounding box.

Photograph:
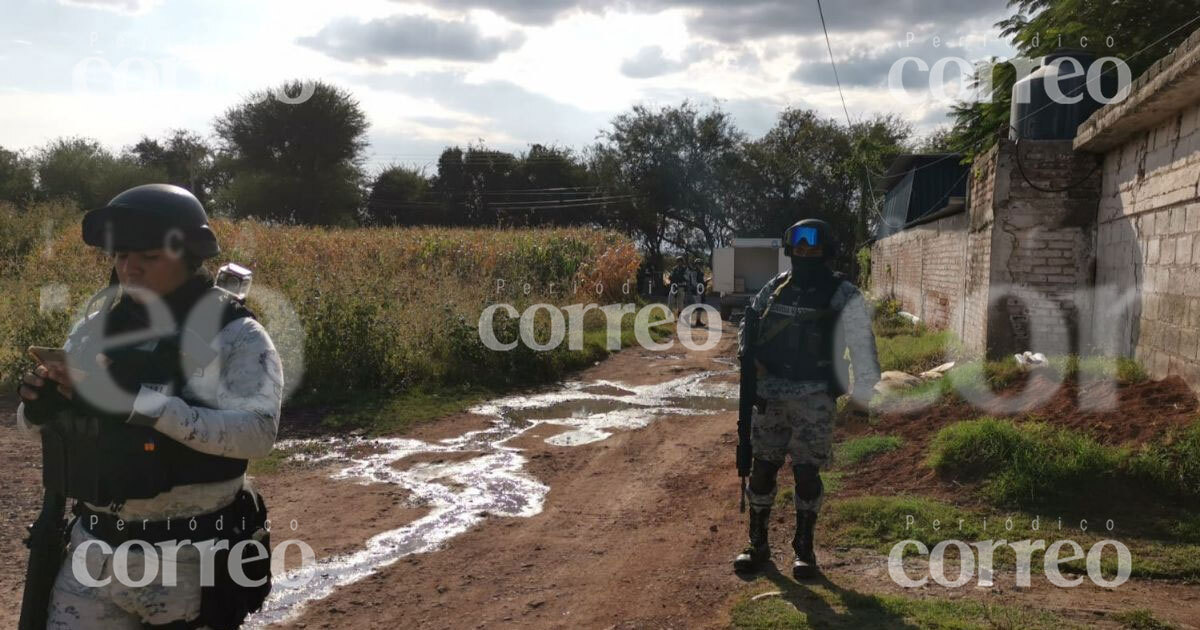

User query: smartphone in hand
[26,346,87,383]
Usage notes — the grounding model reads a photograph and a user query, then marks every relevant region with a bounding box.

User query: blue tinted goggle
[785,226,821,247]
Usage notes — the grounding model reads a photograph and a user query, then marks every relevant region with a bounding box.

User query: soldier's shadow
[743,562,921,630]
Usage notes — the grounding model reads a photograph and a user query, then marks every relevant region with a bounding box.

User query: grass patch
[871,297,919,338]
[730,578,1075,629]
[247,449,289,475]
[925,418,1125,506]
[835,436,903,466]
[823,496,988,553]
[927,417,1200,507]
[875,354,1152,416]
[876,330,961,374]
[1112,608,1177,630]
[823,495,1200,581]
[320,384,496,435]
[1046,355,1150,385]
[1129,420,1200,497]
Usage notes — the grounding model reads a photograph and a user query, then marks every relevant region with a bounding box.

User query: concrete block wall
[1088,102,1200,384]
[1078,28,1200,389]
[961,143,1001,355]
[870,138,1100,360]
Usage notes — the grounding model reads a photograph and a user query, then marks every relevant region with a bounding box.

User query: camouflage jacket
[738,270,881,403]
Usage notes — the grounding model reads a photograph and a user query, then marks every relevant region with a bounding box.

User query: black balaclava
[788,255,831,287]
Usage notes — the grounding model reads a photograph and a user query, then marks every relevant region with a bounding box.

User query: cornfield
[0,201,642,402]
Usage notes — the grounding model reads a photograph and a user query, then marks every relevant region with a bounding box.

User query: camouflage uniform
[737,273,880,515]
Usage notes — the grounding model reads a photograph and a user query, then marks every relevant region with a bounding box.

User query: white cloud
[57,0,162,15]
[3,0,1019,161]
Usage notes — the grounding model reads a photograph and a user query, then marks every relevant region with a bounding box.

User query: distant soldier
[684,258,707,327]
[734,219,880,579]
[668,258,688,316]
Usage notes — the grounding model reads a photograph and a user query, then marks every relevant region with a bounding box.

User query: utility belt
[74,484,251,546]
[72,489,273,630]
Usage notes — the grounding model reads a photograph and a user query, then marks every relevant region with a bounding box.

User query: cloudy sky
[1,0,1021,173]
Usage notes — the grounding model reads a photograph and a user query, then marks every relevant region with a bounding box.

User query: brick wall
[962,144,1000,355]
[869,210,969,337]
[985,139,1101,357]
[869,138,1100,359]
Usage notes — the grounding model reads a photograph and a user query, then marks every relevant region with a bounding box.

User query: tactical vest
[752,269,841,383]
[41,284,255,507]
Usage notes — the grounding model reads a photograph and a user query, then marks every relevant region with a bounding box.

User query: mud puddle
[247,370,735,627]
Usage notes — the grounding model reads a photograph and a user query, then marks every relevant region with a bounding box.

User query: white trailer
[712,238,792,321]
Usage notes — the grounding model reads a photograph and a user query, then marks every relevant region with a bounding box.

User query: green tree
[587,142,663,267]
[950,0,1200,159]
[0,147,35,203]
[430,144,519,226]
[726,109,907,271]
[213,80,369,225]
[504,144,593,227]
[365,165,432,225]
[909,126,957,154]
[593,101,744,265]
[426,143,596,227]
[127,130,216,207]
[34,137,164,208]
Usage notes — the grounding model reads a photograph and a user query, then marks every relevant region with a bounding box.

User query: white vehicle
[712,238,792,321]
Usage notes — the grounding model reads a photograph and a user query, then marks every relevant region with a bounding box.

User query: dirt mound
[837,374,1199,499]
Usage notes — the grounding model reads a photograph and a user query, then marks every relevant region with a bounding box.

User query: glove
[17,376,70,426]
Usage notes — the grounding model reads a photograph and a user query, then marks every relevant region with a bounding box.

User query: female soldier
[16,184,285,629]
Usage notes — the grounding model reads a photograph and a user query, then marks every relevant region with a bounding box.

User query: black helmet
[82,184,219,259]
[782,219,836,260]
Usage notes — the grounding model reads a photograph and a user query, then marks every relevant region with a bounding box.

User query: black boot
[733,506,771,572]
[792,509,819,579]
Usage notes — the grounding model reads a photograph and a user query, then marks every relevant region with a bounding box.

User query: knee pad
[748,458,782,495]
[793,464,823,501]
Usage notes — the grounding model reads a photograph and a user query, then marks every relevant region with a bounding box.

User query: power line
[814,0,892,229]
[486,194,644,208]
[816,0,853,131]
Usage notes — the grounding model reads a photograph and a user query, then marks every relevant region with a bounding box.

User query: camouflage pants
[46,519,211,629]
[747,381,835,513]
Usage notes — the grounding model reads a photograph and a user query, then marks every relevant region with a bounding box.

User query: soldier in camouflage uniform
[733,219,880,579]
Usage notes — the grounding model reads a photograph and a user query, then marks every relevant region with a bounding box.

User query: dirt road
[5,320,1200,629]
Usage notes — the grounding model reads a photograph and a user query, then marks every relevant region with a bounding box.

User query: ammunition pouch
[198,489,272,630]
